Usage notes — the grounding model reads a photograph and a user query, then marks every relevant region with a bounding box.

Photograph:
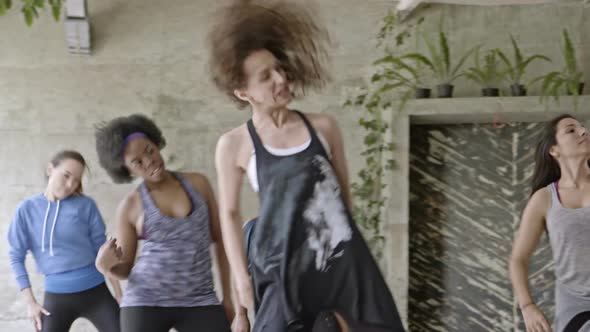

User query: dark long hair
[530,114,576,196]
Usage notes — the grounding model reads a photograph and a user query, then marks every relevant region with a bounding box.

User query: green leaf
[440,30,450,78]
[510,35,523,68]
[450,45,480,82]
[374,56,421,82]
[562,29,577,74]
[540,71,561,95]
[421,32,444,81]
[364,133,380,146]
[51,1,60,21]
[517,54,551,81]
[549,79,565,101]
[496,49,515,82]
[371,73,383,83]
[464,71,483,86]
[400,53,435,72]
[34,0,44,8]
[377,82,405,95]
[23,7,34,26]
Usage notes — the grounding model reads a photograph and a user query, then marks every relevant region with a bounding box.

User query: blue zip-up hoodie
[7,193,107,291]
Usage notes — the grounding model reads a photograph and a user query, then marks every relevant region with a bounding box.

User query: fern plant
[496,35,551,95]
[464,48,504,95]
[372,53,430,99]
[538,29,584,106]
[420,30,477,86]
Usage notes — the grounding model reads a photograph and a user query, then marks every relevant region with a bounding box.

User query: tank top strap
[547,181,560,210]
[292,110,330,159]
[292,110,320,145]
[247,119,272,160]
[173,172,205,209]
[138,182,157,214]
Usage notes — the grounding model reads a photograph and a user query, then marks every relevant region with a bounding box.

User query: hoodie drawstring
[49,200,60,256]
[41,201,50,254]
[41,199,60,256]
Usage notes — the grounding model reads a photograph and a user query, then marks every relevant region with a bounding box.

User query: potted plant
[418,30,479,98]
[464,48,505,97]
[538,29,584,103]
[372,54,431,99]
[496,35,551,96]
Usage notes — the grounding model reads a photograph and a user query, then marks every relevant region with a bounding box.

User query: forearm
[510,257,534,307]
[220,214,250,282]
[107,277,122,298]
[96,258,132,281]
[231,276,248,315]
[215,244,233,300]
[21,287,37,305]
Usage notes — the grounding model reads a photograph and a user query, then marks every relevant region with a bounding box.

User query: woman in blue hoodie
[7,150,121,332]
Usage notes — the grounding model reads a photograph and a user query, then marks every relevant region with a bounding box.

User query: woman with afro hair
[208,1,404,331]
[94,114,234,332]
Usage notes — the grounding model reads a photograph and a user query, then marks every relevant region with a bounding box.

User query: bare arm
[215,133,253,310]
[509,188,549,308]
[188,173,235,319]
[96,194,139,280]
[107,277,123,303]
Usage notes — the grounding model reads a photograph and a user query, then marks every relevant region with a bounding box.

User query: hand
[96,238,122,274]
[236,277,254,312]
[27,300,50,332]
[231,311,250,332]
[522,304,552,332]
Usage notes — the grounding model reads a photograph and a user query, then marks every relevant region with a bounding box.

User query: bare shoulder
[301,112,341,146]
[117,189,142,227]
[303,112,338,130]
[181,172,212,193]
[217,124,249,151]
[527,186,551,215]
[216,123,253,169]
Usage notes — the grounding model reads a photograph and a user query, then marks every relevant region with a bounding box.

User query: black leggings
[120,305,230,332]
[41,282,120,332]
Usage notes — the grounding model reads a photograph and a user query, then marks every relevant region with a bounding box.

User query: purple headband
[120,132,146,155]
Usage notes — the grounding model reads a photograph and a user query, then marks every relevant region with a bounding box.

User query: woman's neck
[558,157,590,189]
[252,106,290,130]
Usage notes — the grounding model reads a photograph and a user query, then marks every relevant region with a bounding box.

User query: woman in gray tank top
[93,114,233,332]
[510,114,590,332]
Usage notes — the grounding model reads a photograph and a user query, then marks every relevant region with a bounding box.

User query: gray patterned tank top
[121,172,219,307]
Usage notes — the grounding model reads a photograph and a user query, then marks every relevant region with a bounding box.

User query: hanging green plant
[344,88,396,260]
[0,0,61,26]
[343,10,423,258]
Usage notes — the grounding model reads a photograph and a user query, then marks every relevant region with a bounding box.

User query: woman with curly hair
[94,114,233,332]
[208,1,404,331]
